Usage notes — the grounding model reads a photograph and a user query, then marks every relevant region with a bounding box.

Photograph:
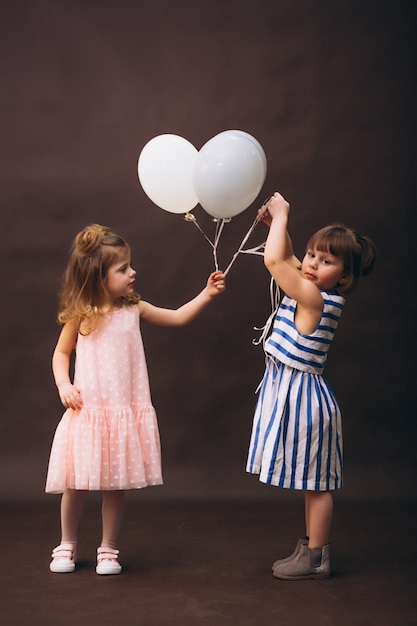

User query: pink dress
[45,305,162,493]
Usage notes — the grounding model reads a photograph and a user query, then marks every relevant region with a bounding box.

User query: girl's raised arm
[263,193,323,313]
[139,270,225,327]
[260,199,301,271]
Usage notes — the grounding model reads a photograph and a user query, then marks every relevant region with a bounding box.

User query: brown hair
[58,224,140,334]
[306,224,376,295]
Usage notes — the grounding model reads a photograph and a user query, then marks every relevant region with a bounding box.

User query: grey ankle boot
[271,537,308,571]
[272,543,331,580]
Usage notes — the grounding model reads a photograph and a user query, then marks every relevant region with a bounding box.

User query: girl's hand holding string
[257,192,290,226]
[206,270,226,298]
[57,382,83,410]
[265,192,290,220]
[257,196,273,226]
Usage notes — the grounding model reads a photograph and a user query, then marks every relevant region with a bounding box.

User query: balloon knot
[212,217,231,224]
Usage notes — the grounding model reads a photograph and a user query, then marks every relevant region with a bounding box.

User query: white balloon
[138,134,199,214]
[193,130,267,219]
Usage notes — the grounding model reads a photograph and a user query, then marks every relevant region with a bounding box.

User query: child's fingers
[60,386,83,410]
[209,272,225,292]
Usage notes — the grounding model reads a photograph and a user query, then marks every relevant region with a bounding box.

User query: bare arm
[52,317,83,410]
[263,193,323,313]
[259,196,301,270]
[139,270,225,326]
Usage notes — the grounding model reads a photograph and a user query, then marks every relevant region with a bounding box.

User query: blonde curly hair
[58,224,140,334]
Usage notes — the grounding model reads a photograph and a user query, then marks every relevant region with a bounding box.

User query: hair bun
[357,234,376,276]
[75,224,110,257]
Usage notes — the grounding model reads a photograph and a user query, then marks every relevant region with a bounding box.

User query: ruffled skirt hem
[45,404,162,494]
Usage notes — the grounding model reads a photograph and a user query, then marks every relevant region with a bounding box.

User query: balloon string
[223,214,265,277]
[184,212,227,271]
[185,206,268,274]
[238,243,266,257]
[252,276,281,348]
[187,214,215,248]
[212,218,227,271]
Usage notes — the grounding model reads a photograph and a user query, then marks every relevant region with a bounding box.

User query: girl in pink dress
[46,224,225,575]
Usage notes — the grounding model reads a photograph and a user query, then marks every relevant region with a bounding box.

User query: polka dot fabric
[46,306,162,493]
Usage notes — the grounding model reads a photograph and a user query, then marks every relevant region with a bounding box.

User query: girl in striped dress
[246,192,375,580]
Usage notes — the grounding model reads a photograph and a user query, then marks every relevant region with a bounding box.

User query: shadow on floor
[1,496,416,626]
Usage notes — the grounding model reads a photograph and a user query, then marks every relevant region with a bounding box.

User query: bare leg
[272,491,333,579]
[305,492,311,538]
[304,491,333,548]
[101,491,125,549]
[60,488,88,544]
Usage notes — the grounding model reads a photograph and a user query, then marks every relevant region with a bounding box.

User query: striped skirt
[246,357,343,491]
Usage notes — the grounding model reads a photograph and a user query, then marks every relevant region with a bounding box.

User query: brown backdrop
[0,0,415,501]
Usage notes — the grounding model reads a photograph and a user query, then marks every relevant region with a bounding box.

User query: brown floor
[1,495,416,626]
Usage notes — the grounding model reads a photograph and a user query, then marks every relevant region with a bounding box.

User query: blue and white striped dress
[246,290,345,491]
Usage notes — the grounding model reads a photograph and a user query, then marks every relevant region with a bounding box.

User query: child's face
[301,247,345,291]
[104,249,136,302]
